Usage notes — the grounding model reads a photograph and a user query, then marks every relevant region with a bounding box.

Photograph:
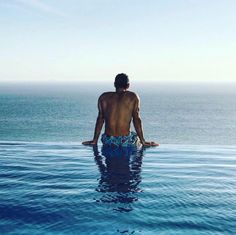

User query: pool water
[0,142,235,234]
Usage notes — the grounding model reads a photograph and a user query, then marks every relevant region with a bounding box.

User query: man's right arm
[132,95,159,147]
[132,95,145,144]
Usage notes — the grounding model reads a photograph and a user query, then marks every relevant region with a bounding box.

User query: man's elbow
[97,116,104,123]
[133,116,142,125]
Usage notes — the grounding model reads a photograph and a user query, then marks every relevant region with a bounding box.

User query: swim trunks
[101,131,140,148]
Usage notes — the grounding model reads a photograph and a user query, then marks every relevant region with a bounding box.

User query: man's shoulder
[100,91,114,96]
[99,91,139,100]
[126,91,138,96]
[99,92,114,99]
[126,91,139,100]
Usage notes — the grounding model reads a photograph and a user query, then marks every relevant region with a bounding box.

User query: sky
[0,0,235,82]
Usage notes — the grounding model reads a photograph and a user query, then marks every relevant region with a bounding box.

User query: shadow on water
[93,145,144,212]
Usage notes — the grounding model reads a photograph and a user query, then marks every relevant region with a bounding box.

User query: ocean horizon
[1,82,236,145]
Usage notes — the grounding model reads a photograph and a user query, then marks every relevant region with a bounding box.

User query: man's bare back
[82,73,159,147]
[99,91,136,136]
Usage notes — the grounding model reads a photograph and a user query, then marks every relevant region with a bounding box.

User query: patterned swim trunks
[101,132,140,148]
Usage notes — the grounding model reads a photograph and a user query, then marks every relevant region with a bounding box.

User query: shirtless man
[82,73,159,147]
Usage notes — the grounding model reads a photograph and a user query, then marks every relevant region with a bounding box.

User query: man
[82,73,159,147]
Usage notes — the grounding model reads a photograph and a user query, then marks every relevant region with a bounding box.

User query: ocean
[1,82,236,145]
[0,82,236,234]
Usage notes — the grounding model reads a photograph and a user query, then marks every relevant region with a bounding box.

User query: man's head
[114,73,130,90]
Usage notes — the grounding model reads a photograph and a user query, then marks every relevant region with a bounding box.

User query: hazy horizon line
[1,80,236,84]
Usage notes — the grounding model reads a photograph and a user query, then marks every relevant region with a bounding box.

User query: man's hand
[142,141,159,147]
[82,140,97,145]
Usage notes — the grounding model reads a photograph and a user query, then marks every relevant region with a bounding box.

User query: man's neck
[116,88,127,93]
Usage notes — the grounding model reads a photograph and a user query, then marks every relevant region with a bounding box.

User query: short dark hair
[114,73,129,89]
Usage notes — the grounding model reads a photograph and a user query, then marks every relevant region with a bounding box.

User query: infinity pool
[0,142,235,234]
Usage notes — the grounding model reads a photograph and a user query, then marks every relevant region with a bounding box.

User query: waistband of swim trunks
[102,132,135,138]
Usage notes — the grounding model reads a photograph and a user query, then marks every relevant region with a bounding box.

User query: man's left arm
[82,97,104,145]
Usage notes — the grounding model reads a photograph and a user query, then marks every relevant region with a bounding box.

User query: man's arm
[92,97,104,143]
[132,95,159,147]
[132,95,145,143]
[82,96,104,145]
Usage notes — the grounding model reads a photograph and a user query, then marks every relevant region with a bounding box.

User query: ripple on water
[0,142,236,234]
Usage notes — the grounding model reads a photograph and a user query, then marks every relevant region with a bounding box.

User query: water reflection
[93,145,144,212]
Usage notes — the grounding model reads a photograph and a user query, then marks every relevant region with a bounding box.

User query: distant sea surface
[0,82,236,234]
[0,82,236,145]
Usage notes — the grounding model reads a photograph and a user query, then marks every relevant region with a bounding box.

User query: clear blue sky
[0,0,235,82]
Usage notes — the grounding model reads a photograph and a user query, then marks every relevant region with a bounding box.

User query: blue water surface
[0,83,236,234]
[0,82,236,145]
[0,142,235,234]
